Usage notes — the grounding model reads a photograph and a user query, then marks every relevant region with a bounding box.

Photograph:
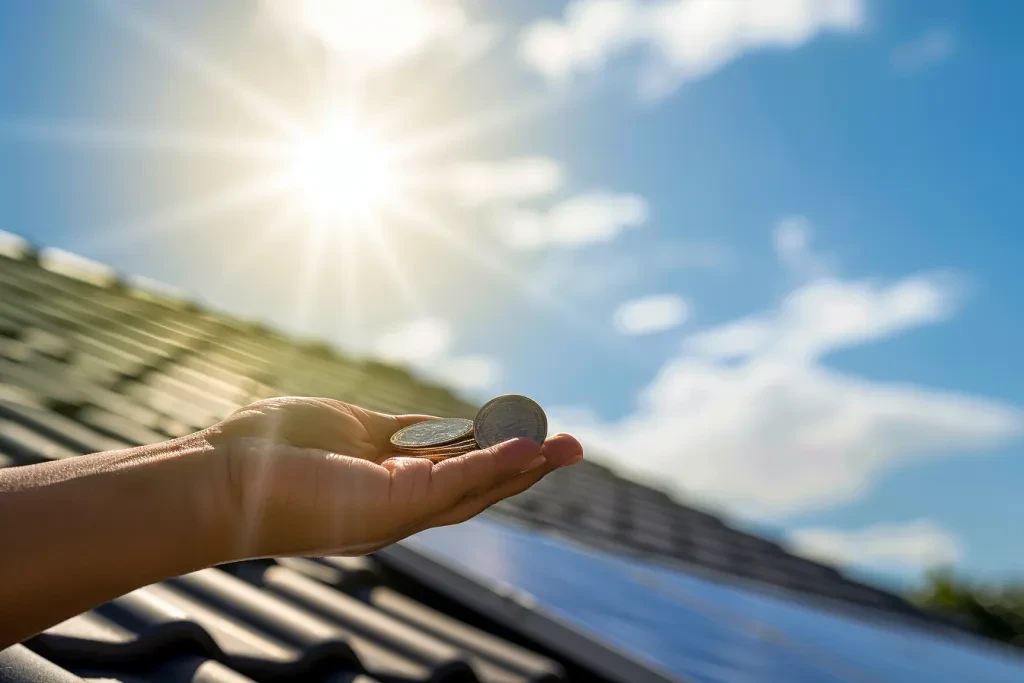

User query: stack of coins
[389,394,548,462]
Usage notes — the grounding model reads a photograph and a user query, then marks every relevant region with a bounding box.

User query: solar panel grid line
[609,563,880,683]
[486,503,918,626]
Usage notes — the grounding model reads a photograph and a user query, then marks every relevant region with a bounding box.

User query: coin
[390,417,474,449]
[473,394,548,449]
[393,439,476,454]
[393,441,476,456]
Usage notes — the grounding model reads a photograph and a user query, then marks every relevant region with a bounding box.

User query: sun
[284,120,400,221]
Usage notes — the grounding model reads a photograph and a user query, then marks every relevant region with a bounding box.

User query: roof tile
[0,245,955,682]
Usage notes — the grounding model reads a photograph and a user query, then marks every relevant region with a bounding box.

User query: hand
[200,397,583,560]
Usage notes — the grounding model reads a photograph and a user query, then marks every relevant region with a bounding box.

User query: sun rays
[4,0,647,369]
[283,120,400,221]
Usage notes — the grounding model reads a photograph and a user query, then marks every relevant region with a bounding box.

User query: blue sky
[1,0,1022,586]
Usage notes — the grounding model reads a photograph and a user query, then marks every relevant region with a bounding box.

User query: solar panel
[403,518,1024,683]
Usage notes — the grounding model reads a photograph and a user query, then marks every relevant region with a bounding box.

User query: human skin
[0,396,584,647]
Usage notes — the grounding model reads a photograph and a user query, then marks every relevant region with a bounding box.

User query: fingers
[426,434,584,527]
[538,433,584,467]
[422,438,544,514]
[393,414,440,428]
[380,456,434,505]
[428,464,556,528]
[421,434,583,518]
[355,406,439,454]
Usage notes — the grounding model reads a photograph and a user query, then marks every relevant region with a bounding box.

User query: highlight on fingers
[429,436,545,502]
[541,433,584,467]
[424,441,582,529]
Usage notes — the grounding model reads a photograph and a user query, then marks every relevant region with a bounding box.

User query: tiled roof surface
[0,240,940,682]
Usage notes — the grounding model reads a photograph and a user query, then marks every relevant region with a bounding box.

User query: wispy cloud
[373,317,501,393]
[519,0,865,98]
[614,294,691,335]
[442,156,564,206]
[495,191,648,249]
[773,215,832,280]
[683,273,962,362]
[531,241,729,305]
[432,355,503,392]
[790,519,961,571]
[553,221,1022,518]
[259,0,497,68]
[375,317,453,363]
[892,28,955,74]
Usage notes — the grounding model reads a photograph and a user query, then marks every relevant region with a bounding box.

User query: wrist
[150,431,242,571]
[81,433,240,575]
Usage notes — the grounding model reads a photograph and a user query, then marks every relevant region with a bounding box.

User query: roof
[0,235,952,682]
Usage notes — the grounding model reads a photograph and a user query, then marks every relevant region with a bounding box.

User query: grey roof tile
[74,656,260,683]
[166,569,463,682]
[368,587,563,683]
[242,564,475,678]
[0,247,954,682]
[0,644,84,683]
[0,418,81,463]
[0,394,127,454]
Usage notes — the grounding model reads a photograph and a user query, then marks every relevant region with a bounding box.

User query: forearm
[0,434,232,647]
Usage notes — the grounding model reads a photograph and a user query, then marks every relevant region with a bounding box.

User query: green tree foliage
[913,570,1024,648]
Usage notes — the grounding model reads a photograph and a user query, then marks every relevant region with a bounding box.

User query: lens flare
[286,121,398,220]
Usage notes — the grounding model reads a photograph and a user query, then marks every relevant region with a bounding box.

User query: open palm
[202,397,582,560]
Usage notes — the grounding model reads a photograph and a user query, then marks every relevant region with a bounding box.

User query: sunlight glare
[286,121,398,220]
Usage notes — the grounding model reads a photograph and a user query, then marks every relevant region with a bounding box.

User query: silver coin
[473,395,548,449]
[390,417,474,449]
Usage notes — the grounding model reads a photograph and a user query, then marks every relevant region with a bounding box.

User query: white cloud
[443,157,564,206]
[533,241,729,301]
[519,0,865,98]
[496,191,648,249]
[614,294,691,335]
[259,0,497,68]
[683,273,962,362]
[892,28,955,74]
[373,318,501,393]
[519,0,642,83]
[375,317,453,363]
[433,355,503,392]
[554,230,1022,518]
[0,230,29,259]
[790,519,961,571]
[773,215,831,280]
